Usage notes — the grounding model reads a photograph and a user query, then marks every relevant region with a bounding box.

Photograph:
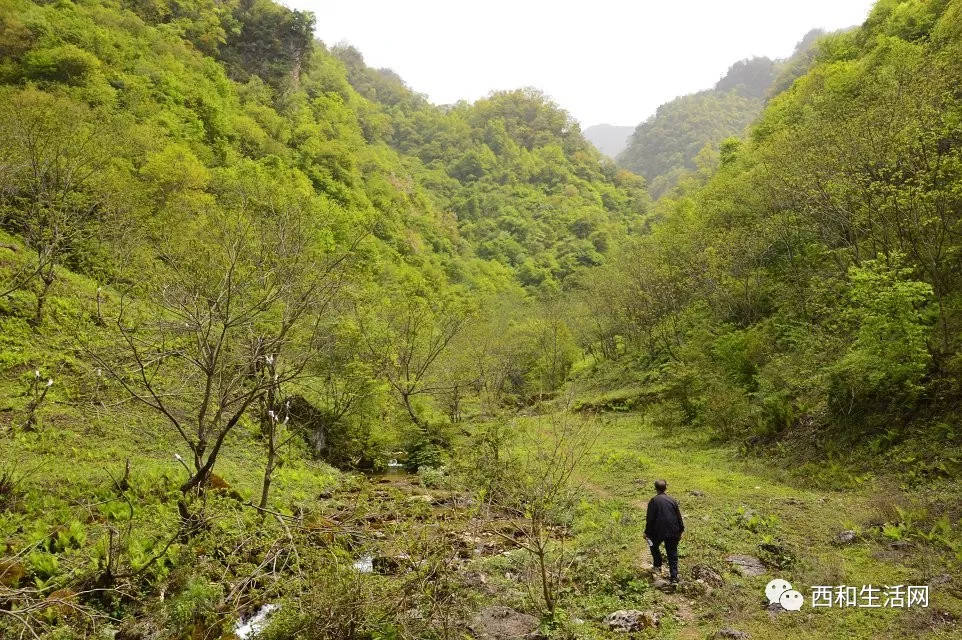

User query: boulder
[469,606,540,640]
[725,554,766,577]
[603,609,660,632]
[835,530,857,545]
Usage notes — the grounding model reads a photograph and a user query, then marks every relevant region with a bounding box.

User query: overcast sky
[286,1,877,127]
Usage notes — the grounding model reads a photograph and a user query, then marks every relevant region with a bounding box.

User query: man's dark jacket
[645,493,684,540]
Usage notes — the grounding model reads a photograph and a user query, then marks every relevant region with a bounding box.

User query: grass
[2,237,960,637]
[559,412,962,639]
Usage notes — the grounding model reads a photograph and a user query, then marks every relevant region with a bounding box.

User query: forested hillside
[332,45,650,292]
[579,0,962,465]
[617,30,824,198]
[1,0,961,638]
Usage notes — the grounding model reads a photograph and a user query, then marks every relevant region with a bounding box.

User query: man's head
[654,479,667,494]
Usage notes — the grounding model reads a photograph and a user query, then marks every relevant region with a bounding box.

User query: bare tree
[95,209,355,494]
[488,410,601,616]
[0,87,118,324]
[357,290,470,427]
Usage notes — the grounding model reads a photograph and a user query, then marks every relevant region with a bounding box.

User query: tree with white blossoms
[23,369,53,431]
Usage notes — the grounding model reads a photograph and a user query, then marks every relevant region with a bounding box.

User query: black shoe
[670,576,679,584]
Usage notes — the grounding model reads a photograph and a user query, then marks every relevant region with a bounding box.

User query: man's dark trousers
[650,536,680,580]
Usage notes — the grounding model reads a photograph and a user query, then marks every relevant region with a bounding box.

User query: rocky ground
[357,413,961,639]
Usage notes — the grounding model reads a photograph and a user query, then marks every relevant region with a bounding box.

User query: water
[352,554,374,573]
[235,603,279,640]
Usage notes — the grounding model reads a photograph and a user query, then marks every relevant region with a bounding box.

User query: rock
[603,610,660,632]
[835,530,857,545]
[407,494,434,504]
[715,629,750,640]
[930,573,953,586]
[725,554,767,577]
[688,489,705,497]
[652,577,674,591]
[766,602,785,614]
[469,606,540,640]
[692,564,724,587]
[889,540,911,550]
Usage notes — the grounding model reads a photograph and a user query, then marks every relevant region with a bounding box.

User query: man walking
[645,479,684,583]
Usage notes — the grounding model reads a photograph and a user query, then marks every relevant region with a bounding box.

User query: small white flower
[46,379,53,387]
[265,354,274,365]
[35,370,40,378]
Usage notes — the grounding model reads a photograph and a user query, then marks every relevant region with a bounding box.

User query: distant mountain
[583,124,634,158]
[617,30,825,198]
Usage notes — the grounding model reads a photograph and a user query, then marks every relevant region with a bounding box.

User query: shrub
[828,256,932,419]
[22,44,99,85]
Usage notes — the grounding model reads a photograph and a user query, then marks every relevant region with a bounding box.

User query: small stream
[234,603,279,640]
[233,459,409,637]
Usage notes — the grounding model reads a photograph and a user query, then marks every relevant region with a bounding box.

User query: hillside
[331,44,650,292]
[1,0,962,639]
[573,0,962,508]
[617,31,825,198]
[582,124,634,158]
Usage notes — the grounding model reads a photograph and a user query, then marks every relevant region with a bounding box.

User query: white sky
[285,0,877,127]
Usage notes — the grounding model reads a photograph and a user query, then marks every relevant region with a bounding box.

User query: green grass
[560,412,962,639]
[2,237,959,637]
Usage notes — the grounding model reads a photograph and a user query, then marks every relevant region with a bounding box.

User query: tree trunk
[258,467,273,511]
[259,446,275,511]
[33,274,54,327]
